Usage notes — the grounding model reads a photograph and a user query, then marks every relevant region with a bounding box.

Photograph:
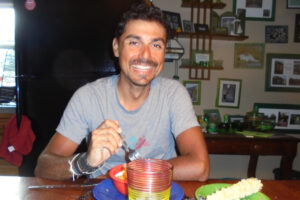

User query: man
[34,1,209,181]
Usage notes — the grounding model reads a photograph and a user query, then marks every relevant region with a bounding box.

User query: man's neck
[117,76,151,111]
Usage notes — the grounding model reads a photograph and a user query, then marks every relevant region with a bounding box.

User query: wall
[155,0,300,179]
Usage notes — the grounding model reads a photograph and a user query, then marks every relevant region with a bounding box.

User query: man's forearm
[34,152,74,180]
[168,154,209,181]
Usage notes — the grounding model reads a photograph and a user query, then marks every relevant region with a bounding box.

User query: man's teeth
[132,65,152,70]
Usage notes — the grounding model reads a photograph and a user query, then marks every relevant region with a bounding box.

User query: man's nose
[140,45,151,59]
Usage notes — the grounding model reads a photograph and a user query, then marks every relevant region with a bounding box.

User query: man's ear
[112,38,119,57]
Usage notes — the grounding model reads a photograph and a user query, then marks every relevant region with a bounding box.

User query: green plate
[195,183,270,200]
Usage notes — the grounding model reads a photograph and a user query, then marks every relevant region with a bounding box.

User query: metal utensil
[28,183,98,189]
[122,139,142,161]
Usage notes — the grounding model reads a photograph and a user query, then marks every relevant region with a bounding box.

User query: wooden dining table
[1,176,300,200]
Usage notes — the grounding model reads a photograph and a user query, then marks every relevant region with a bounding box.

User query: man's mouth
[132,65,152,70]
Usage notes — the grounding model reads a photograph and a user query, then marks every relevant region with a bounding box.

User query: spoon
[122,140,142,162]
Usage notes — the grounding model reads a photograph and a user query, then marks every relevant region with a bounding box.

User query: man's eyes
[128,40,139,46]
[153,43,162,48]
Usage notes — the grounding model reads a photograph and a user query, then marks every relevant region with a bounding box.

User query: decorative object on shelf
[216,78,242,108]
[213,59,223,68]
[265,25,288,43]
[182,80,201,105]
[203,109,221,128]
[183,20,194,33]
[254,103,300,133]
[210,11,221,34]
[194,24,209,33]
[163,10,182,34]
[265,53,300,92]
[233,0,276,21]
[245,106,265,130]
[165,38,185,61]
[204,109,221,134]
[192,50,212,67]
[287,0,300,8]
[234,43,265,69]
[220,12,244,36]
[228,115,245,123]
[294,14,300,42]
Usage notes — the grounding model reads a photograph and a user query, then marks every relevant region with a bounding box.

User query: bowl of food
[109,164,128,196]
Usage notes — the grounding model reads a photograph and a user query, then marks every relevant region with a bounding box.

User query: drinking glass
[127,159,173,200]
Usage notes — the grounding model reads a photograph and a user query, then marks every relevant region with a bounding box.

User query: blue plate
[93,178,184,200]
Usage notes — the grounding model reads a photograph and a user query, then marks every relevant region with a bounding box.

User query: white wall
[154,0,300,179]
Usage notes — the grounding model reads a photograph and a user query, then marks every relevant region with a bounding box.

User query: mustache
[129,58,158,67]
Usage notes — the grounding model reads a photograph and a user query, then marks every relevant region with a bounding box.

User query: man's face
[113,19,166,87]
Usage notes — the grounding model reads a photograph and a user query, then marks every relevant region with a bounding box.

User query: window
[0,2,15,108]
[0,4,15,87]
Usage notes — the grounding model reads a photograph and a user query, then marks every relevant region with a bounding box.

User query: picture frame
[183,20,194,33]
[216,78,242,108]
[295,14,300,42]
[163,11,183,33]
[182,80,201,105]
[265,25,288,43]
[265,53,300,92]
[220,14,236,35]
[194,24,209,33]
[254,103,300,133]
[287,0,300,8]
[228,115,246,123]
[233,0,276,21]
[203,109,221,124]
[234,43,265,69]
[191,50,213,66]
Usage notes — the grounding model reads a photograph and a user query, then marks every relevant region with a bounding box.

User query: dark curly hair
[114,0,171,41]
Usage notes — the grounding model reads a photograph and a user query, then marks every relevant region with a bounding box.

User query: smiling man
[34,0,209,181]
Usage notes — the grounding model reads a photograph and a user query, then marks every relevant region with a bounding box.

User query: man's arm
[35,120,123,180]
[34,133,79,180]
[168,126,209,181]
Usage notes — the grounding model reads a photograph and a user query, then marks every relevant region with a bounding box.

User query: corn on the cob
[206,178,263,200]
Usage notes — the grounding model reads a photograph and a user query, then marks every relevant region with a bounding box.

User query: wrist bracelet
[69,153,80,181]
[74,152,102,175]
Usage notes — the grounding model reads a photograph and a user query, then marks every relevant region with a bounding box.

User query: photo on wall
[265,53,300,92]
[216,78,242,108]
[182,80,201,105]
[265,25,288,43]
[234,43,265,69]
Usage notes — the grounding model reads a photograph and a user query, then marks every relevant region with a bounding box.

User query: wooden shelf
[181,1,226,9]
[176,32,248,41]
[179,1,248,80]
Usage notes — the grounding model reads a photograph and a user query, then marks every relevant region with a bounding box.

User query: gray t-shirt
[57,75,199,176]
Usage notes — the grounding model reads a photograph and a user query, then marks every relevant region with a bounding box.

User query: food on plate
[207,178,263,200]
[115,167,127,181]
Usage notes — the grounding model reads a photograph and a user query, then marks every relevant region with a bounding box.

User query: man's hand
[86,119,123,167]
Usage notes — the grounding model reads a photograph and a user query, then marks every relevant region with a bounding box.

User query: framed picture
[220,14,236,35]
[192,50,212,66]
[254,103,300,133]
[216,78,242,108]
[182,80,201,105]
[233,0,276,21]
[265,25,288,43]
[265,53,300,92]
[163,11,182,33]
[194,24,209,33]
[183,20,194,33]
[287,0,300,8]
[295,14,300,42]
[203,109,221,124]
[234,43,265,69]
[228,115,246,123]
